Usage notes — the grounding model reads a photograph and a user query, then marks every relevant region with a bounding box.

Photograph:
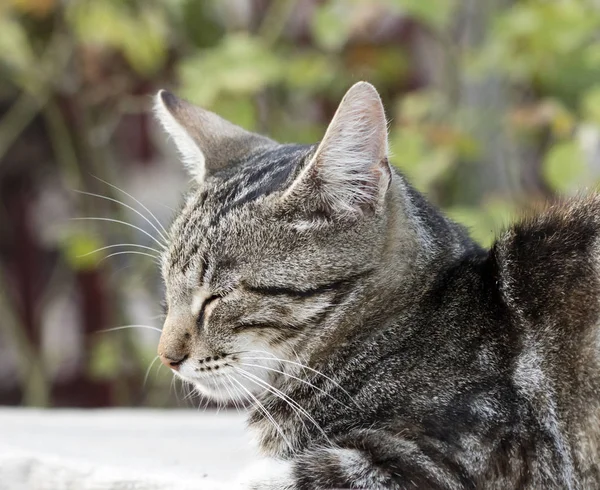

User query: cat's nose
[159,353,187,371]
[158,311,192,371]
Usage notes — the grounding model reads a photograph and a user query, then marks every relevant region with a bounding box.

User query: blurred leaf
[445,206,489,245]
[68,2,167,74]
[11,0,56,17]
[179,33,284,106]
[89,336,119,380]
[387,0,456,29]
[62,232,102,271]
[509,100,576,138]
[180,0,224,48]
[284,52,336,90]
[475,1,600,100]
[311,2,352,51]
[346,45,409,85]
[210,96,257,130]
[543,141,586,193]
[581,85,600,126]
[0,16,35,75]
[389,128,455,191]
[446,199,515,247]
[398,90,446,123]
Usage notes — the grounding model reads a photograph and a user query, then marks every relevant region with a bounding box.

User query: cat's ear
[283,82,391,216]
[154,90,273,183]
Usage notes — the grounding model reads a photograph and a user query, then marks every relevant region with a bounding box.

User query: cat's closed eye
[196,294,221,328]
[231,320,282,332]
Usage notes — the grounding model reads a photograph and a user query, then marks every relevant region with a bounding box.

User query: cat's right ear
[154,90,273,183]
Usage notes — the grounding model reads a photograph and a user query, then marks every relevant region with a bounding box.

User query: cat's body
[154,83,600,489]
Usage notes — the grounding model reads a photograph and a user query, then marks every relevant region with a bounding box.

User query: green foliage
[477,0,600,100]
[311,2,352,51]
[283,52,336,90]
[0,17,34,77]
[67,1,168,75]
[62,232,103,271]
[387,0,456,29]
[180,33,283,107]
[581,86,600,126]
[543,141,587,194]
[447,199,516,248]
[89,336,119,380]
[2,0,600,407]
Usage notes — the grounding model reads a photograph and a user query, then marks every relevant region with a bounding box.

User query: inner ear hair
[282,81,392,216]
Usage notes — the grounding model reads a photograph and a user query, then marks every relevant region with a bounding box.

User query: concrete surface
[0,408,257,490]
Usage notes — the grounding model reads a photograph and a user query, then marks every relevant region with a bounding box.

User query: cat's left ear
[154,90,274,183]
[283,82,391,216]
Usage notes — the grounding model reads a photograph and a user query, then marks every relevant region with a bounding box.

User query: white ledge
[0,408,256,490]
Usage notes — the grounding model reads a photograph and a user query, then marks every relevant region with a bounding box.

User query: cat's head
[154,82,401,401]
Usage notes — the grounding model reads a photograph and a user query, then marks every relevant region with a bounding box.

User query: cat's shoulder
[490,194,600,326]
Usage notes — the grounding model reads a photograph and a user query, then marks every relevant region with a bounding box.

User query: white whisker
[170,375,178,403]
[225,375,245,413]
[235,367,331,445]
[100,250,161,264]
[73,189,169,244]
[77,243,161,258]
[220,377,236,411]
[71,217,166,250]
[199,393,212,413]
[98,324,162,334]
[143,356,161,388]
[239,361,352,410]
[92,175,170,236]
[228,375,295,454]
[234,369,311,440]
[241,350,360,408]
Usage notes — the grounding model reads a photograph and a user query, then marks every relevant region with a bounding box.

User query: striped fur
[156,82,600,489]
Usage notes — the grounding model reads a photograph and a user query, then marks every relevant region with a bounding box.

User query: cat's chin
[174,368,266,403]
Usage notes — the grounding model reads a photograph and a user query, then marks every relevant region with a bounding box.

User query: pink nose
[159,354,186,371]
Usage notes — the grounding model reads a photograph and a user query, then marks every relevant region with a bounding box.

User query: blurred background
[0,0,599,408]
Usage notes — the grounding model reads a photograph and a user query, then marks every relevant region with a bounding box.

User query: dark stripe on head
[208,144,314,226]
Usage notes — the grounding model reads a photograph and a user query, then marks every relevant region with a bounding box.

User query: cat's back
[492,195,600,487]
[493,195,600,330]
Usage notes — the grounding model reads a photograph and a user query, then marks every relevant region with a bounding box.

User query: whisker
[100,250,161,265]
[223,376,238,413]
[73,189,169,245]
[234,368,311,442]
[241,350,360,408]
[235,367,330,445]
[170,375,178,403]
[98,325,162,334]
[228,376,295,454]
[91,175,170,236]
[143,355,161,388]
[220,377,236,412]
[199,393,212,413]
[290,345,310,379]
[181,380,189,406]
[239,361,352,410]
[71,217,166,250]
[225,375,245,413]
[77,243,162,258]
[183,384,198,402]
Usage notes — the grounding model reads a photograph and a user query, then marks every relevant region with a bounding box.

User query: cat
[153,82,600,489]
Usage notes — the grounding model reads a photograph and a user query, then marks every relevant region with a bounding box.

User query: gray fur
[155,82,600,489]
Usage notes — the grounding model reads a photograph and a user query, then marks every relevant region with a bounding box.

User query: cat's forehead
[203,144,313,217]
[162,144,313,279]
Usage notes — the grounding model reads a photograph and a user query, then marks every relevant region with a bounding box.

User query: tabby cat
[154,82,600,489]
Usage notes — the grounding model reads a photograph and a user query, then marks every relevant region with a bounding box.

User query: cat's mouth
[174,355,273,401]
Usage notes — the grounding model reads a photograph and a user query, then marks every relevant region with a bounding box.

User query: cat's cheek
[234,458,295,490]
